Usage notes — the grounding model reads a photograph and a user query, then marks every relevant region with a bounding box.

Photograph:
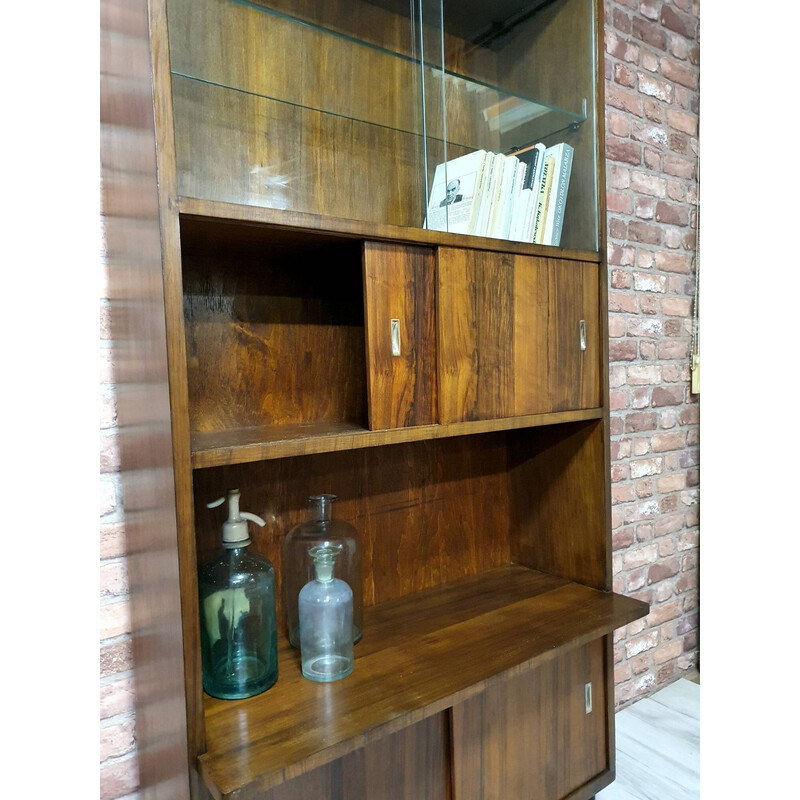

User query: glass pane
[168,0,597,251]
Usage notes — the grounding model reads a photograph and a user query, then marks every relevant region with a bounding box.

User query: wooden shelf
[190,408,605,468]
[198,565,647,799]
[178,197,602,264]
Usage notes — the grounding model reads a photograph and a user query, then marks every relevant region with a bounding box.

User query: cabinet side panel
[267,712,450,800]
[509,421,608,590]
[363,242,438,429]
[102,0,195,793]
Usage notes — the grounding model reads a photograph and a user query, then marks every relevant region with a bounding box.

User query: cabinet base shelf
[198,564,647,799]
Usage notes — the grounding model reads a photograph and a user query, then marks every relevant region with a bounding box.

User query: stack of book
[425,142,574,246]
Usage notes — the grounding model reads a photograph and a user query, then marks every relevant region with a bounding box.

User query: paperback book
[425,150,489,235]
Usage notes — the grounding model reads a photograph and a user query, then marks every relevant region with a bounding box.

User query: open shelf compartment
[198,564,647,799]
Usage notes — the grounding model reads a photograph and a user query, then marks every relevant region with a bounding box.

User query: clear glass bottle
[198,489,278,700]
[283,494,362,647]
[299,545,354,682]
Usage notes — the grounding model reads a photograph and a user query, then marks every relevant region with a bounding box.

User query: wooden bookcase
[105,0,649,798]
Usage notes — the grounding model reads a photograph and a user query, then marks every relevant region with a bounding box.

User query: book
[541,143,574,247]
[425,150,489,235]
[475,152,506,237]
[489,155,522,239]
[532,154,555,244]
[512,142,546,192]
[509,187,534,242]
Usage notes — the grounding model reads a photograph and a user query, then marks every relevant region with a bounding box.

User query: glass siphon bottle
[198,489,278,700]
[299,544,354,682]
[282,494,362,647]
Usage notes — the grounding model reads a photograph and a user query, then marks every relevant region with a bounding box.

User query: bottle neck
[309,494,335,522]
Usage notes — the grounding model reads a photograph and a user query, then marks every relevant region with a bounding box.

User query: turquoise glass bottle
[198,489,278,700]
[299,544,354,682]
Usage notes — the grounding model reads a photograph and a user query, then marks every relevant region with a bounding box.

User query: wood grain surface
[191,431,513,616]
[178,198,603,263]
[181,221,368,432]
[267,713,449,800]
[452,636,609,800]
[197,565,647,799]
[437,248,601,423]
[363,242,438,429]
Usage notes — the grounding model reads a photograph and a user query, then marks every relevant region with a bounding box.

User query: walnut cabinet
[101,0,649,798]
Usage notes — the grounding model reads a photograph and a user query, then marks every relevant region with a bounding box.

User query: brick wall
[98,1,700,794]
[100,222,140,800]
[604,0,700,706]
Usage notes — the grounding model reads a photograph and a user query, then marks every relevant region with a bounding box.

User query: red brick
[608,190,633,214]
[643,148,661,171]
[608,166,632,191]
[610,340,638,361]
[100,433,120,474]
[675,571,698,593]
[643,97,663,123]
[651,432,686,452]
[661,57,698,90]
[625,411,658,433]
[613,6,632,33]
[652,639,683,665]
[629,221,662,245]
[638,342,656,361]
[607,136,642,165]
[100,719,136,762]
[647,558,680,585]
[639,294,657,314]
[627,318,664,338]
[647,599,682,626]
[638,73,673,102]
[657,472,687,493]
[612,483,636,504]
[100,676,135,720]
[625,629,659,658]
[100,757,139,800]
[660,5,696,38]
[661,297,691,316]
[651,385,684,406]
[655,251,691,273]
[631,121,668,148]
[630,171,667,197]
[628,365,662,385]
[609,316,627,337]
[100,478,118,517]
[614,62,637,88]
[635,477,655,498]
[609,292,638,313]
[667,108,698,135]
[607,85,644,117]
[632,16,667,50]
[100,639,133,679]
[609,217,629,240]
[612,527,635,551]
[663,154,696,179]
[100,561,129,598]
[100,522,127,559]
[655,201,690,226]
[610,390,630,411]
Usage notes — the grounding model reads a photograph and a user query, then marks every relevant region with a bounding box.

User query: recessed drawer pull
[391,318,401,357]
[579,320,587,351]
[585,681,593,713]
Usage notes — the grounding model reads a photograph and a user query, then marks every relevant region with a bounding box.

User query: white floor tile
[597,678,700,800]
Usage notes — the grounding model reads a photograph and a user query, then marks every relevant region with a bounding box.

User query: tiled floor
[597,677,700,800]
